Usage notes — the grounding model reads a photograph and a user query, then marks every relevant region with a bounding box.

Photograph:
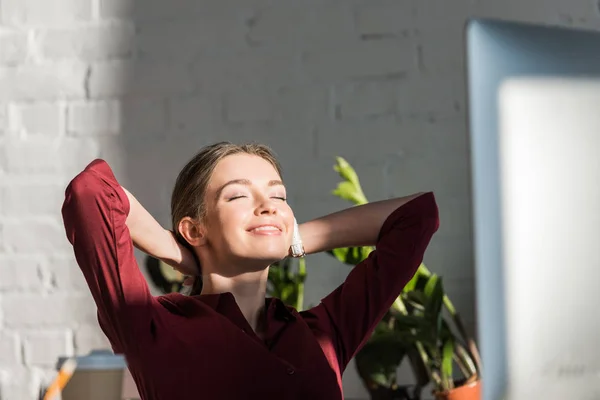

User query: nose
[255,196,277,216]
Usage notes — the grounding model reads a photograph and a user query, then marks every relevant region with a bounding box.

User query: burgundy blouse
[61,159,439,400]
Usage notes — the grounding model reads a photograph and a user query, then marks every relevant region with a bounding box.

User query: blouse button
[286,367,295,375]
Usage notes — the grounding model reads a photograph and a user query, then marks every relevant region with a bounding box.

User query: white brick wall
[1,0,599,398]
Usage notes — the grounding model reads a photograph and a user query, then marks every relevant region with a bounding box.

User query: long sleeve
[306,192,439,373]
[62,159,154,354]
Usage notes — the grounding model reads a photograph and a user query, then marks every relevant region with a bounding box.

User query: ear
[178,217,207,247]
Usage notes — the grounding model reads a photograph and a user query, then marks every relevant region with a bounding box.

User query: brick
[22,330,73,366]
[412,4,466,76]
[47,256,89,292]
[168,95,220,136]
[212,121,317,163]
[0,31,28,65]
[1,137,99,176]
[3,220,70,254]
[0,224,5,252]
[35,22,135,61]
[432,196,472,239]
[397,75,464,120]
[0,367,34,400]
[302,40,414,82]
[8,102,65,137]
[0,63,87,101]
[248,4,355,48]
[2,293,96,328]
[0,256,45,292]
[67,100,120,135]
[1,0,92,27]
[74,324,111,355]
[355,2,418,37]
[284,159,355,202]
[315,115,406,159]
[136,18,247,61]
[385,119,469,196]
[99,0,134,19]
[273,85,330,124]
[0,182,65,217]
[0,332,20,366]
[0,104,6,134]
[334,80,399,119]
[121,98,167,137]
[225,89,273,123]
[192,50,307,92]
[102,0,252,22]
[89,61,194,98]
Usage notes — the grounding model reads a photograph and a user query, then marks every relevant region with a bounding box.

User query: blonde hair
[170,141,282,295]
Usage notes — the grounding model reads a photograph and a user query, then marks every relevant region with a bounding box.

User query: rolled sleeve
[62,159,154,353]
[312,192,439,372]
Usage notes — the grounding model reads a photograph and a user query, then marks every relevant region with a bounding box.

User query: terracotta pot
[434,380,481,400]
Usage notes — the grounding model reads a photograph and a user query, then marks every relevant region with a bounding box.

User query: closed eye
[227,195,247,201]
[272,196,287,201]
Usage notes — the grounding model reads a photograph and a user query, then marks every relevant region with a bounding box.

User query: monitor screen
[466,18,600,400]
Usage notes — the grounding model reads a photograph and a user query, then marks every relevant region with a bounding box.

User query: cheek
[216,206,251,230]
[280,204,295,234]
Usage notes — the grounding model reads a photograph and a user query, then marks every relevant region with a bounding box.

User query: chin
[240,238,288,263]
[243,249,287,266]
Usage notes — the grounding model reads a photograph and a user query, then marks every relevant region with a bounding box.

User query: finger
[183,276,195,287]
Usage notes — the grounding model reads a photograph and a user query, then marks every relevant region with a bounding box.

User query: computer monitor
[466,19,600,400]
[499,77,600,400]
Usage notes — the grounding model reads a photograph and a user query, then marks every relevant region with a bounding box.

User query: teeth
[252,226,279,232]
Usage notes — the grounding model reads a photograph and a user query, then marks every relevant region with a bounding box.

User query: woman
[62,142,439,400]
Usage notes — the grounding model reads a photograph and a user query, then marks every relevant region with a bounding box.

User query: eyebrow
[215,179,284,200]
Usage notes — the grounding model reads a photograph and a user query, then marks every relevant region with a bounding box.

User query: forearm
[123,188,182,267]
[299,192,426,254]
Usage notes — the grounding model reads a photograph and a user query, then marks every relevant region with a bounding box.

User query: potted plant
[327,157,482,400]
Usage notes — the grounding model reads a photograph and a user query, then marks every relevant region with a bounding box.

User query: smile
[247,225,283,235]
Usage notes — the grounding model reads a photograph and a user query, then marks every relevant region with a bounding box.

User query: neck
[200,268,269,334]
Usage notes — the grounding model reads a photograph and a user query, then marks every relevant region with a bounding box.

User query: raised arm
[123,188,198,277]
[62,159,159,353]
[302,192,439,373]
[298,192,426,253]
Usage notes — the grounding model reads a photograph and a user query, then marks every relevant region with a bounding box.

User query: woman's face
[201,153,294,269]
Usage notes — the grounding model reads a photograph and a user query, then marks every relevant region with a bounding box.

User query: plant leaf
[441,338,455,391]
[355,331,407,388]
[331,157,369,206]
[423,275,445,337]
[403,264,430,292]
[332,181,366,205]
[159,260,184,282]
[327,246,372,266]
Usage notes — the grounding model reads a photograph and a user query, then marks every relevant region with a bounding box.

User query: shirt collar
[161,292,296,322]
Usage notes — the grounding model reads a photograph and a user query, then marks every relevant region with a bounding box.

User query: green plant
[267,257,307,311]
[146,256,185,294]
[328,157,481,399]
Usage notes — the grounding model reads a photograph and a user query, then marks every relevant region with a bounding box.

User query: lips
[246,223,283,233]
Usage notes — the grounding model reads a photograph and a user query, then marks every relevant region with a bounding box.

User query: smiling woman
[61,141,440,400]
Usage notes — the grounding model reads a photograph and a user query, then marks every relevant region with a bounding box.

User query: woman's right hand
[162,230,200,278]
[122,186,200,278]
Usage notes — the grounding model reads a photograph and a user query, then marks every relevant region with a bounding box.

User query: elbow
[61,170,104,241]
[63,159,108,206]
[64,171,101,206]
[419,192,440,234]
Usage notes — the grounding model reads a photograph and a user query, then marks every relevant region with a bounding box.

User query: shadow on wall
[91,1,473,399]
[112,1,337,231]
[104,1,373,398]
